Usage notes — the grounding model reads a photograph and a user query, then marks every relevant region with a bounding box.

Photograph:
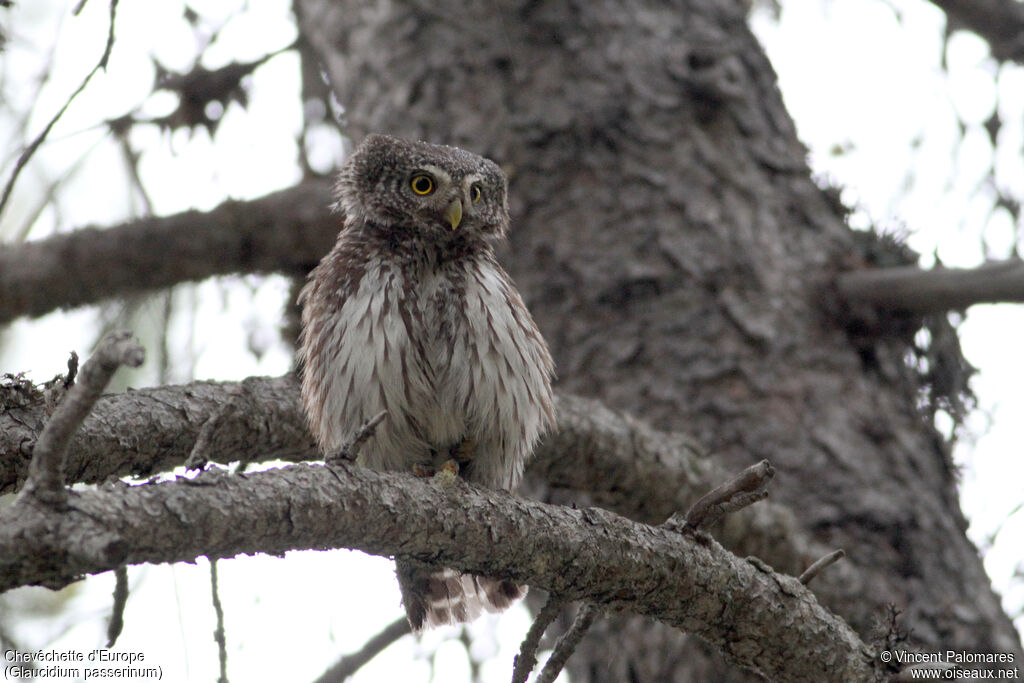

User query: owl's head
[335,134,510,241]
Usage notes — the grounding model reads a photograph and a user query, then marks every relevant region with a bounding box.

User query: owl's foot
[410,438,474,478]
[325,446,355,463]
[450,437,476,464]
[412,459,460,486]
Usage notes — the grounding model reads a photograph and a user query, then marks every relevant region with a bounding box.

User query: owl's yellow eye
[410,174,434,195]
[470,184,482,204]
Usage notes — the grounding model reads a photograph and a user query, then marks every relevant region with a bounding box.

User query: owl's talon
[411,463,434,478]
[450,437,476,464]
[439,459,460,476]
[326,446,355,464]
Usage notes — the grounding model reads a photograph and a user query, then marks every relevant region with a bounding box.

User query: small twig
[327,410,388,463]
[210,560,229,683]
[672,459,774,531]
[0,0,120,221]
[21,331,144,505]
[313,616,411,683]
[106,566,128,647]
[799,549,846,585]
[534,603,599,683]
[64,351,80,387]
[0,626,36,678]
[511,594,564,683]
[42,351,79,415]
[457,626,483,682]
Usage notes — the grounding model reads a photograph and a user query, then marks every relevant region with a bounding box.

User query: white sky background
[0,0,1022,680]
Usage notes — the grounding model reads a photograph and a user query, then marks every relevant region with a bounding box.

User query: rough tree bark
[0,376,824,584]
[294,0,1021,679]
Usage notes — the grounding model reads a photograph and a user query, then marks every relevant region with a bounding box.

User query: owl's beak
[444,198,463,230]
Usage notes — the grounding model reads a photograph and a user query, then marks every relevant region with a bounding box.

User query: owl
[298,134,556,630]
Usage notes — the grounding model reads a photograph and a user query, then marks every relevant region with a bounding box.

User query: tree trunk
[296,0,1021,678]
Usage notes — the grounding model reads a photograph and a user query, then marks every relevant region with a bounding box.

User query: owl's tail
[395,559,526,630]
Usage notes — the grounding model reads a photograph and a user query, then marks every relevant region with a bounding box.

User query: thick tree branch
[0,376,823,578]
[1,375,312,494]
[0,180,335,324]
[837,259,1024,312]
[928,0,1024,64]
[0,461,876,681]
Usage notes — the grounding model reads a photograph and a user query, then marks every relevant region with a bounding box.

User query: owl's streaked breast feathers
[298,134,555,629]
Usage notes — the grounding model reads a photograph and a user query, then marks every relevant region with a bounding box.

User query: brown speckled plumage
[298,134,555,630]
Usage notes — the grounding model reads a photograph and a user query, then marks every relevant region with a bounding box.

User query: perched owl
[298,134,556,630]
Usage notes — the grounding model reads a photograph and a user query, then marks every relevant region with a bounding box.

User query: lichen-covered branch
[0,460,876,681]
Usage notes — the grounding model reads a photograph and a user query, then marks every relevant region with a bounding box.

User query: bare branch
[0,0,120,220]
[106,566,128,648]
[211,560,229,683]
[64,351,79,386]
[0,180,335,324]
[799,549,846,586]
[535,603,599,683]
[0,461,876,681]
[512,594,564,683]
[928,0,1024,64]
[672,459,775,531]
[313,617,411,683]
[21,331,144,505]
[837,260,1024,313]
[327,410,388,464]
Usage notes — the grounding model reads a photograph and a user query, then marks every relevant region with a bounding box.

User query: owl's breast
[301,258,434,466]
[301,248,553,488]
[419,258,556,487]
